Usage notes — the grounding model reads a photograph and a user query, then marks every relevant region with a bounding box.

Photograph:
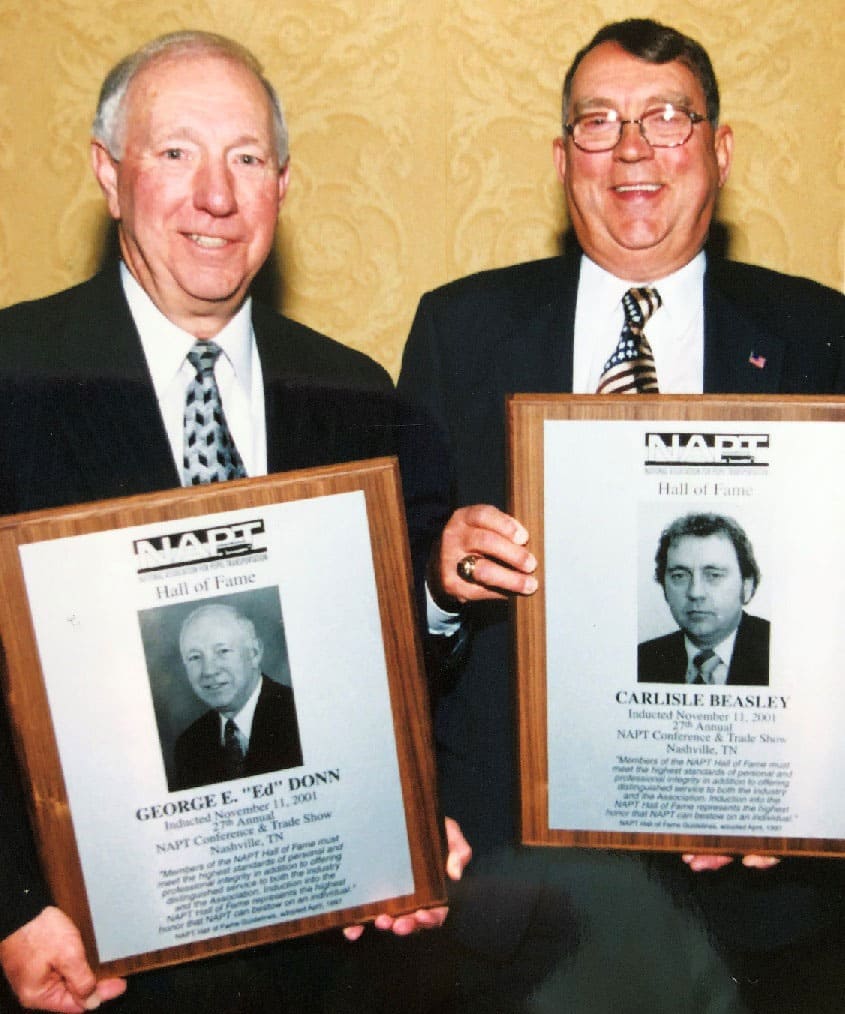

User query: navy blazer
[399,245,844,851]
[397,247,845,959]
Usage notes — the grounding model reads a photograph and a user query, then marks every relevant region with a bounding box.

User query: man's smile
[186,233,231,248]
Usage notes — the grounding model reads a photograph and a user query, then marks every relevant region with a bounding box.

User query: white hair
[92,30,289,163]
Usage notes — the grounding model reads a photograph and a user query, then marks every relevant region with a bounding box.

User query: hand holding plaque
[0,461,447,979]
[0,907,127,1013]
[429,505,538,607]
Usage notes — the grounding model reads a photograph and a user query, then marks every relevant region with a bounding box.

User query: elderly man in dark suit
[0,30,469,1014]
[639,512,770,686]
[397,16,844,1012]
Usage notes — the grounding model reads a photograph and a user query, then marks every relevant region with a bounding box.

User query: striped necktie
[690,648,721,685]
[597,287,661,393]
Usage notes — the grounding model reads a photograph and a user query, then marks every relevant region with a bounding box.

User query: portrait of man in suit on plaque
[638,512,770,686]
[140,586,303,791]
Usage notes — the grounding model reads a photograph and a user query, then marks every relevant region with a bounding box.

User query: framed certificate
[0,458,445,976]
[510,394,845,857]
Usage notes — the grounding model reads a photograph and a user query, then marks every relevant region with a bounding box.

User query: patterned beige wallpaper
[1,0,842,377]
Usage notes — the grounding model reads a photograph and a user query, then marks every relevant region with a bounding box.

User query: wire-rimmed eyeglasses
[564,104,707,153]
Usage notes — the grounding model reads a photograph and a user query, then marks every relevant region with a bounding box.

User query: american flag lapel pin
[748,351,766,369]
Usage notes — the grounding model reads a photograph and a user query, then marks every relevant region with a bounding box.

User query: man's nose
[614,120,654,161]
[194,157,237,216]
[687,572,706,598]
[201,654,220,675]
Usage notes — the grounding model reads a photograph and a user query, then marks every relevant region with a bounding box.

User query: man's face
[662,533,754,648]
[180,610,263,717]
[553,41,732,280]
[92,52,289,338]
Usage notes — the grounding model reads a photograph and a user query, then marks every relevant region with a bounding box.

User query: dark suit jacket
[397,246,845,960]
[398,244,844,851]
[171,675,303,791]
[638,611,770,685]
[0,262,450,942]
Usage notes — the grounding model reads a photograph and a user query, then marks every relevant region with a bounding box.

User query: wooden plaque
[510,394,845,857]
[0,458,445,976]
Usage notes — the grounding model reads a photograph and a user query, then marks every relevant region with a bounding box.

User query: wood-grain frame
[0,457,445,976]
[510,394,845,857]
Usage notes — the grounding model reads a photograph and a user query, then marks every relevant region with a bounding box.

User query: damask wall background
[1,0,842,377]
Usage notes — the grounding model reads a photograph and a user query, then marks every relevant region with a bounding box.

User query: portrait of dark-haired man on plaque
[638,512,769,686]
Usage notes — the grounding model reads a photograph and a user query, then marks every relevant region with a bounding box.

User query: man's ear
[741,577,755,605]
[277,161,291,208]
[251,637,264,668]
[714,124,733,189]
[90,141,121,220]
[552,136,568,186]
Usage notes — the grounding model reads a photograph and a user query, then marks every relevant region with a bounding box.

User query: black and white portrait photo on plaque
[637,510,770,686]
[138,585,303,791]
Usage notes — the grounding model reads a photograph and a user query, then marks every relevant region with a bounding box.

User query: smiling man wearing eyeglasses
[554,33,731,286]
[396,16,845,1009]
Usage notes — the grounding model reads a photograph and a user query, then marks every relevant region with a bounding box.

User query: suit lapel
[253,307,396,476]
[247,677,281,771]
[726,613,769,686]
[65,270,180,497]
[506,254,579,395]
[703,263,785,393]
[19,267,180,508]
[556,251,581,391]
[253,313,295,475]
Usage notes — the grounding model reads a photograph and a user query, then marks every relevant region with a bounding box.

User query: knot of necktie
[622,286,662,332]
[597,286,662,394]
[692,648,720,684]
[187,340,223,378]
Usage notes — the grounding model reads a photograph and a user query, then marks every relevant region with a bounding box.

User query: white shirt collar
[684,626,739,685]
[219,676,264,747]
[120,262,254,393]
[119,263,266,477]
[574,252,706,394]
[578,250,705,317]
[644,252,706,337]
